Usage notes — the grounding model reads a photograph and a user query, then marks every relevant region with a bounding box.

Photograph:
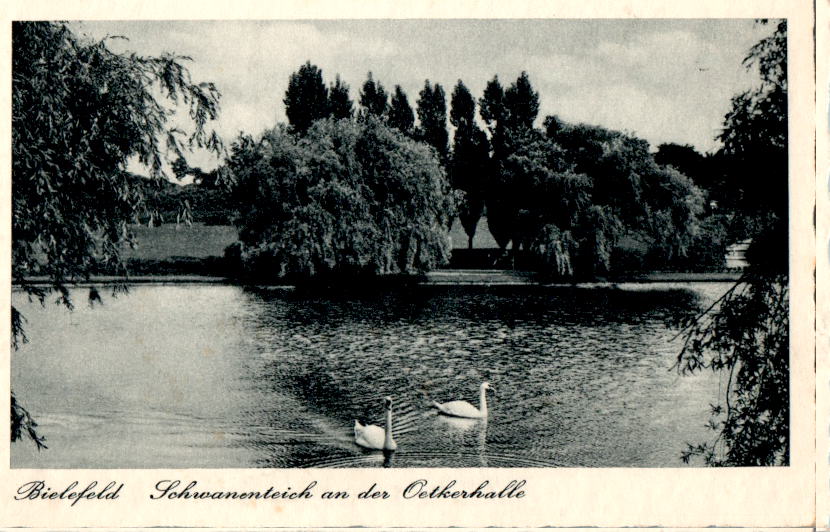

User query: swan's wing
[434,400,482,418]
[353,420,367,443]
[354,423,386,449]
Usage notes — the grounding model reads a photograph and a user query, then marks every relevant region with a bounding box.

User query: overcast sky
[71,19,773,169]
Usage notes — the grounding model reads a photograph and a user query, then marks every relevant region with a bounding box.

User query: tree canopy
[328,74,354,120]
[359,72,389,118]
[283,61,330,135]
[483,115,706,277]
[388,85,415,135]
[654,143,707,185]
[449,80,489,248]
[464,69,705,275]
[416,80,449,163]
[504,71,540,130]
[225,118,454,280]
[479,75,507,137]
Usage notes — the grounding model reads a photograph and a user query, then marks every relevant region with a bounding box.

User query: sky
[70,19,773,170]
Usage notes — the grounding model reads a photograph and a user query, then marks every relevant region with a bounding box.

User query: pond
[11,282,727,468]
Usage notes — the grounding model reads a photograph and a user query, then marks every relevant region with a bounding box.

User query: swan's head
[482,382,493,392]
[383,396,393,409]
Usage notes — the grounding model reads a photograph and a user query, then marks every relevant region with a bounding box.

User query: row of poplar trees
[282,61,539,251]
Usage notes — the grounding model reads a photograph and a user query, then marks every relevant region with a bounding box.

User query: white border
[1,0,817,528]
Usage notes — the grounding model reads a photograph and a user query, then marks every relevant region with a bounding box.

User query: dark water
[11,283,727,468]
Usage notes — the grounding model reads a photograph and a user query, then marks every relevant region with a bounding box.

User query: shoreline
[14,270,743,287]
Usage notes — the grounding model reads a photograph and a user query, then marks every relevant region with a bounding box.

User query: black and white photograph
[9,16,795,472]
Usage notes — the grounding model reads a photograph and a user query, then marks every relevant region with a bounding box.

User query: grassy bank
[124,219,495,260]
[88,221,741,284]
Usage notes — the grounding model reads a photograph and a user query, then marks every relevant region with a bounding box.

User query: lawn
[125,218,499,262]
[448,217,499,249]
[124,223,238,260]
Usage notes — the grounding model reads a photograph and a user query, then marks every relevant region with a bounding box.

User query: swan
[354,396,397,451]
[433,382,493,419]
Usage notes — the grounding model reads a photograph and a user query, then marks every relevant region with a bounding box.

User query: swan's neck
[384,408,395,448]
[479,387,488,417]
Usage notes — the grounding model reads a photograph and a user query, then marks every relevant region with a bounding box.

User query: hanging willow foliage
[676,20,789,466]
[12,21,222,446]
[225,117,455,281]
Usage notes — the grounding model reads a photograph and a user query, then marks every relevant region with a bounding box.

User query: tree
[496,128,582,261]
[644,167,706,264]
[138,160,235,226]
[12,22,222,446]
[504,71,540,131]
[479,75,507,142]
[415,80,449,163]
[478,72,540,253]
[388,85,415,135]
[328,74,354,120]
[541,116,706,276]
[654,142,727,207]
[654,143,734,270]
[283,61,329,135]
[676,20,789,466]
[654,143,706,182]
[449,80,489,248]
[478,76,511,249]
[449,80,477,132]
[225,118,454,280]
[359,72,388,118]
[547,118,655,224]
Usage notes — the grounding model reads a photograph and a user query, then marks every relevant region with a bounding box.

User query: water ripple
[12,283,728,468]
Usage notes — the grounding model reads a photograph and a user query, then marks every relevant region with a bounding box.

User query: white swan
[354,396,397,451]
[433,382,493,419]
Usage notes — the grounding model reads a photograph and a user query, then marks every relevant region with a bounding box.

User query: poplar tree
[283,61,329,135]
[478,75,511,249]
[479,75,507,158]
[480,72,541,252]
[449,80,489,248]
[328,74,354,120]
[388,85,415,135]
[416,80,449,163]
[504,71,540,131]
[359,72,388,118]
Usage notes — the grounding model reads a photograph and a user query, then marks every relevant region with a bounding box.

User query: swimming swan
[433,382,493,419]
[354,396,397,451]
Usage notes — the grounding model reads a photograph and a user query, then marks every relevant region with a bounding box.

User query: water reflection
[433,416,489,467]
[12,283,726,468]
